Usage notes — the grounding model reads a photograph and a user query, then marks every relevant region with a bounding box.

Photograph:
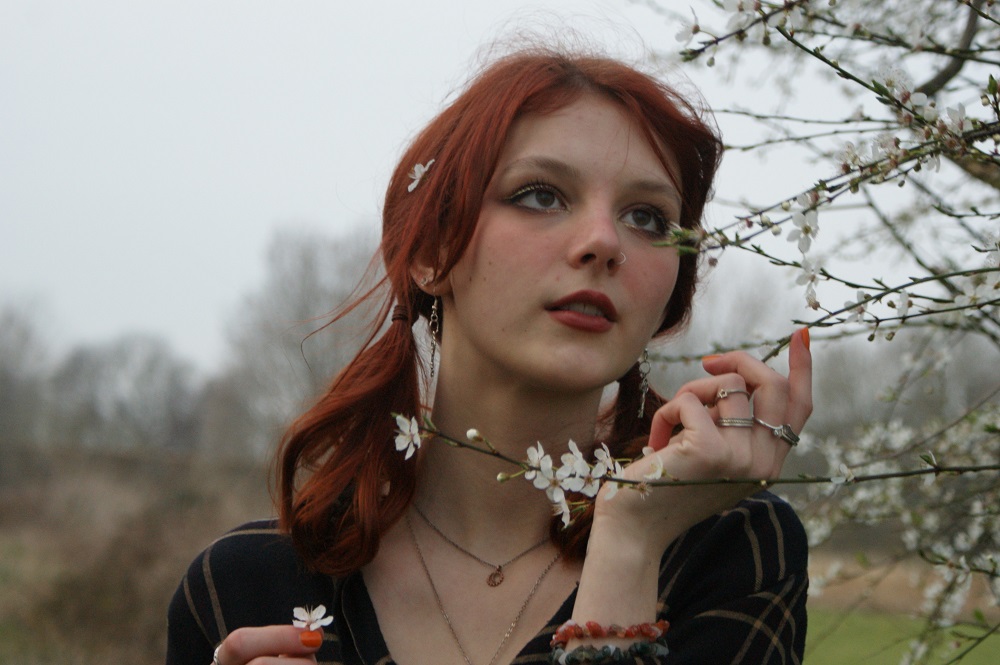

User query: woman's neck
[412,371,604,549]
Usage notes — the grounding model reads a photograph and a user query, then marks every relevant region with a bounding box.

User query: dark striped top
[166,491,808,664]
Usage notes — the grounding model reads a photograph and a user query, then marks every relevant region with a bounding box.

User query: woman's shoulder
[169,519,336,644]
[660,491,808,604]
[655,493,809,663]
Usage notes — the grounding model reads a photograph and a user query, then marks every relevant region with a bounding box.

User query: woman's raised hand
[596,328,812,553]
[210,626,322,665]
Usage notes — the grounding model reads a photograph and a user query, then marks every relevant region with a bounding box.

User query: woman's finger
[217,626,323,665]
[672,373,750,406]
[785,327,813,432]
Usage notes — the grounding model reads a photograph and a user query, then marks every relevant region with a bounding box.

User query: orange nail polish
[799,327,810,350]
[702,354,722,362]
[300,630,322,648]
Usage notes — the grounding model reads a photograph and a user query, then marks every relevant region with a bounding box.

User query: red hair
[276,48,723,575]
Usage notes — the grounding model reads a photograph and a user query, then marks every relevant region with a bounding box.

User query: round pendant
[487,568,504,586]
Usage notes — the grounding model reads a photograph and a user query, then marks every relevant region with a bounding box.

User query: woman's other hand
[596,327,812,554]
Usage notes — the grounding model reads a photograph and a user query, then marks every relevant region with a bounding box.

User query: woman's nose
[567,206,623,273]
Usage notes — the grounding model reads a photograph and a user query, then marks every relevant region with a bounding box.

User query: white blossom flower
[407,159,435,193]
[830,463,856,485]
[983,232,1000,267]
[838,141,866,172]
[524,442,547,482]
[893,289,911,320]
[393,415,422,460]
[907,92,938,121]
[844,290,868,323]
[788,209,819,253]
[593,442,614,467]
[954,278,997,313]
[805,285,820,310]
[796,258,822,288]
[675,9,699,44]
[553,498,573,527]
[871,132,902,162]
[595,443,625,500]
[532,453,564,503]
[723,0,754,31]
[293,605,333,631]
[784,5,807,32]
[557,440,589,494]
[576,464,606,498]
[874,64,913,99]
[945,104,970,133]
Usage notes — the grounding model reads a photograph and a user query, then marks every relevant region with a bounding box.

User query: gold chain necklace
[405,514,560,665]
[412,503,550,587]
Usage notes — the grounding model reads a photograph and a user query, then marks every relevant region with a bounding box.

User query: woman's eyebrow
[496,156,584,182]
[627,179,682,210]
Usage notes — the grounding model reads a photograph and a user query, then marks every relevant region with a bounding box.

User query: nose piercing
[616,252,627,265]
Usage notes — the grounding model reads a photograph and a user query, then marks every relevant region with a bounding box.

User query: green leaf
[989,74,998,96]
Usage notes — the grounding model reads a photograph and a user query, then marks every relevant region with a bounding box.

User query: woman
[168,46,812,665]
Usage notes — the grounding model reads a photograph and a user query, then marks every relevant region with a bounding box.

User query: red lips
[546,290,618,332]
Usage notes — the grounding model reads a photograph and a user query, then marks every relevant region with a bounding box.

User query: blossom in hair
[407,159,435,192]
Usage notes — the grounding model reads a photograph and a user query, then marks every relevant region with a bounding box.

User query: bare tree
[203,226,379,457]
[0,302,50,448]
[640,1,1000,660]
[49,333,199,450]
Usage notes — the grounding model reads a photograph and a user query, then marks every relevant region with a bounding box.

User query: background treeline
[4,227,995,464]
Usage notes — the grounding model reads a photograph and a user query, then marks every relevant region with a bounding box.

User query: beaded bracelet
[550,640,670,665]
[550,619,670,648]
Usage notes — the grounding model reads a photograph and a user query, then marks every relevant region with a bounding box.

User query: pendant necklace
[412,503,549,587]
[406,514,560,665]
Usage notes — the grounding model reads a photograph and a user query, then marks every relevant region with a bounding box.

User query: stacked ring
[754,418,800,446]
[716,387,751,401]
[717,417,754,428]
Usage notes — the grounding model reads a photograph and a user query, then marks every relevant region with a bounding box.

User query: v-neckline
[340,570,580,665]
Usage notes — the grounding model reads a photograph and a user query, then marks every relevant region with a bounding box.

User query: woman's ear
[409,242,455,296]
[408,263,449,296]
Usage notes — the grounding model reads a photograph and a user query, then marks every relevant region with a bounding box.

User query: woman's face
[438,93,682,397]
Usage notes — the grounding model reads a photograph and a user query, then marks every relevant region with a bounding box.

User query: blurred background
[3,1,998,664]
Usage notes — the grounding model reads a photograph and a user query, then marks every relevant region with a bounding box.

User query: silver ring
[753,417,800,446]
[717,417,754,428]
[213,644,223,665]
[616,252,627,265]
[716,388,751,402]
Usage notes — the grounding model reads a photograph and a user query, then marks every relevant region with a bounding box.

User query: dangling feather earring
[638,348,650,419]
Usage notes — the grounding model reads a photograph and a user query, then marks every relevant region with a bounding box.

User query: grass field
[807,609,1000,664]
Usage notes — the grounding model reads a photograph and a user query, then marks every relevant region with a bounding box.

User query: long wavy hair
[276,47,723,575]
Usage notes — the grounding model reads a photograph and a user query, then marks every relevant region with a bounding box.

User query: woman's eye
[622,206,672,236]
[507,184,564,211]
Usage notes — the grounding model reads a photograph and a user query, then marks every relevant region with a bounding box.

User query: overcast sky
[3,0,781,371]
